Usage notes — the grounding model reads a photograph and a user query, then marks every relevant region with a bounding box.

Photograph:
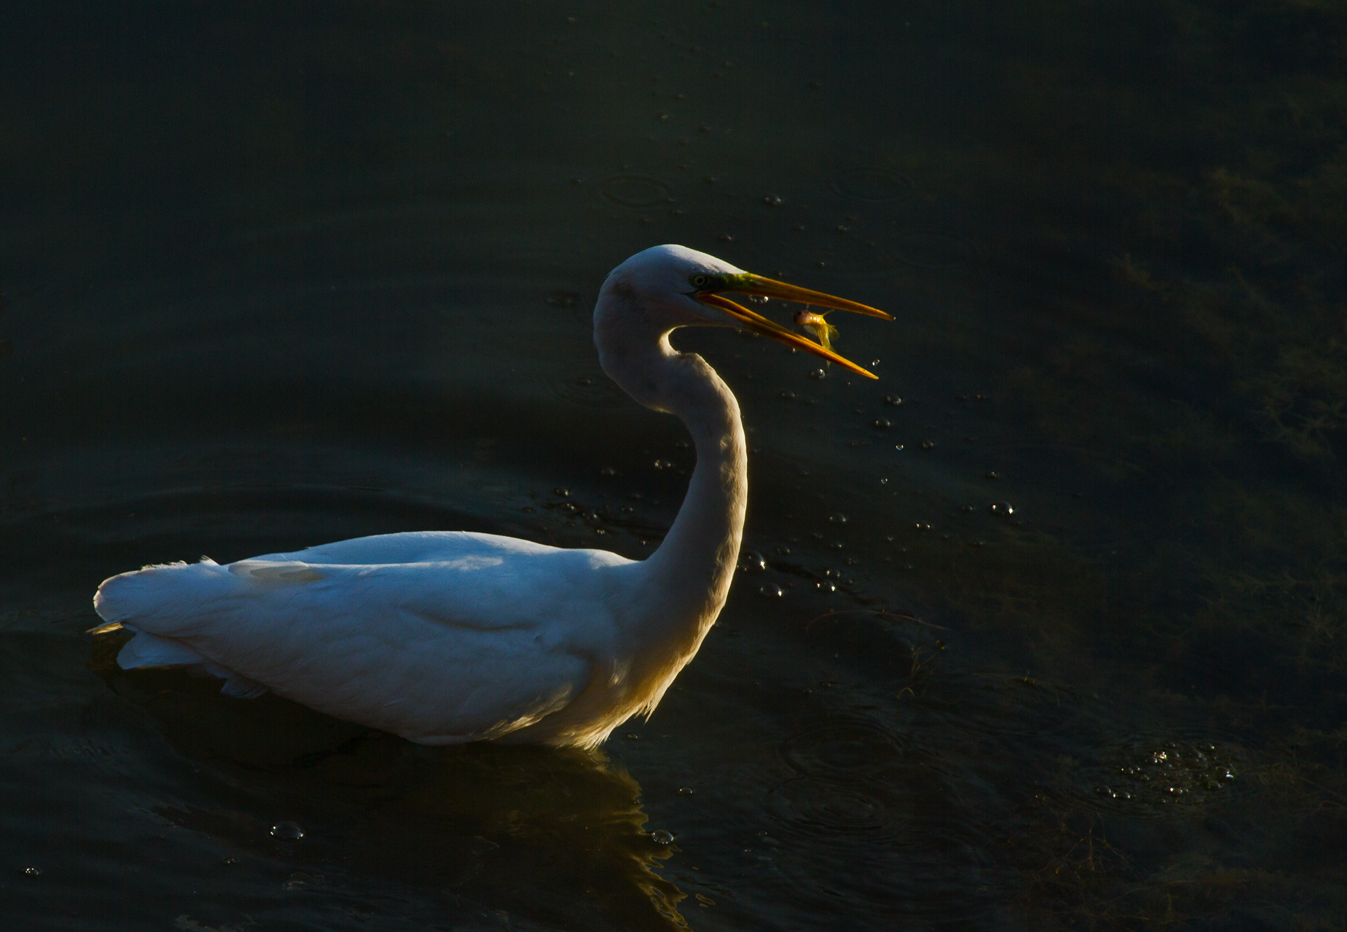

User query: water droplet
[919,440,935,450]
[650,830,675,845]
[271,822,304,841]
[1223,770,1236,781]
[653,459,673,470]
[626,733,640,739]
[872,418,891,429]
[575,376,594,387]
[762,194,784,207]
[913,522,931,531]
[816,580,836,592]
[678,786,696,795]
[1095,786,1111,796]
[554,487,570,497]
[988,502,1014,518]
[20,866,40,877]
[828,513,847,524]
[739,550,767,572]
[779,390,797,401]
[985,471,1000,480]
[807,368,826,380]
[600,466,617,477]
[759,584,784,598]
[716,232,734,242]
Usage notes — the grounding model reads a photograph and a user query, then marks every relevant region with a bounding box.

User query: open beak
[694,274,891,379]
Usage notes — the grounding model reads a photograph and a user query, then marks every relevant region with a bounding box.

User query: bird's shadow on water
[89,637,689,931]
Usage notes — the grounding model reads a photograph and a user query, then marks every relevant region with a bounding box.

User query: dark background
[1,2,1344,929]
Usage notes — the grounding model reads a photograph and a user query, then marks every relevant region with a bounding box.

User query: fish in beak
[691,272,891,379]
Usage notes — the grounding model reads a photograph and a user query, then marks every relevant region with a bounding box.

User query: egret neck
[594,287,747,663]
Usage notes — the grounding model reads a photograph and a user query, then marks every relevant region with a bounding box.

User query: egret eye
[689,273,710,288]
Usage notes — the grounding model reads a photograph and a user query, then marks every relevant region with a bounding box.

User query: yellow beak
[694,274,890,379]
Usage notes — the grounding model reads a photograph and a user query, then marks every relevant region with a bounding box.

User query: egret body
[92,245,889,748]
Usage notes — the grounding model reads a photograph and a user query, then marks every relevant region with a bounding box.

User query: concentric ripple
[780,719,908,777]
[765,777,900,843]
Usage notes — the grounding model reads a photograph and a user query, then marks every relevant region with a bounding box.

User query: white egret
[92,245,890,749]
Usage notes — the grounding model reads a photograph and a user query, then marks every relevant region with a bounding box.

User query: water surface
[2,2,1345,929]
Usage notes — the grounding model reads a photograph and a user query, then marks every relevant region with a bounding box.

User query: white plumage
[93,245,889,748]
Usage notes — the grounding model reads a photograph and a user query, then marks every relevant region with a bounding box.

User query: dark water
[2,2,1345,929]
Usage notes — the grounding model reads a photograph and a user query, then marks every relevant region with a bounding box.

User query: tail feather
[93,558,221,626]
[92,557,269,699]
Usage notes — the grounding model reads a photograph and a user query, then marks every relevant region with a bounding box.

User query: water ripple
[780,719,909,777]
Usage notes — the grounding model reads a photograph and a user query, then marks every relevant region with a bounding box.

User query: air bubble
[807,369,826,380]
[271,822,304,841]
[759,584,784,598]
[739,550,767,572]
[988,502,1014,518]
[650,830,675,845]
[872,418,891,429]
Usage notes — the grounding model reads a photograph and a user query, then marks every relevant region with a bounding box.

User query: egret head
[598,244,892,380]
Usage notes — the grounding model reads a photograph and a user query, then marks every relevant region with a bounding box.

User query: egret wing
[95,556,604,744]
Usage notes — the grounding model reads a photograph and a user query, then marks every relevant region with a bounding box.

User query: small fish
[793,310,838,351]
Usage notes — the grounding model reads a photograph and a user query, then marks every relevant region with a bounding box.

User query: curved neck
[642,351,747,629]
[594,303,746,646]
